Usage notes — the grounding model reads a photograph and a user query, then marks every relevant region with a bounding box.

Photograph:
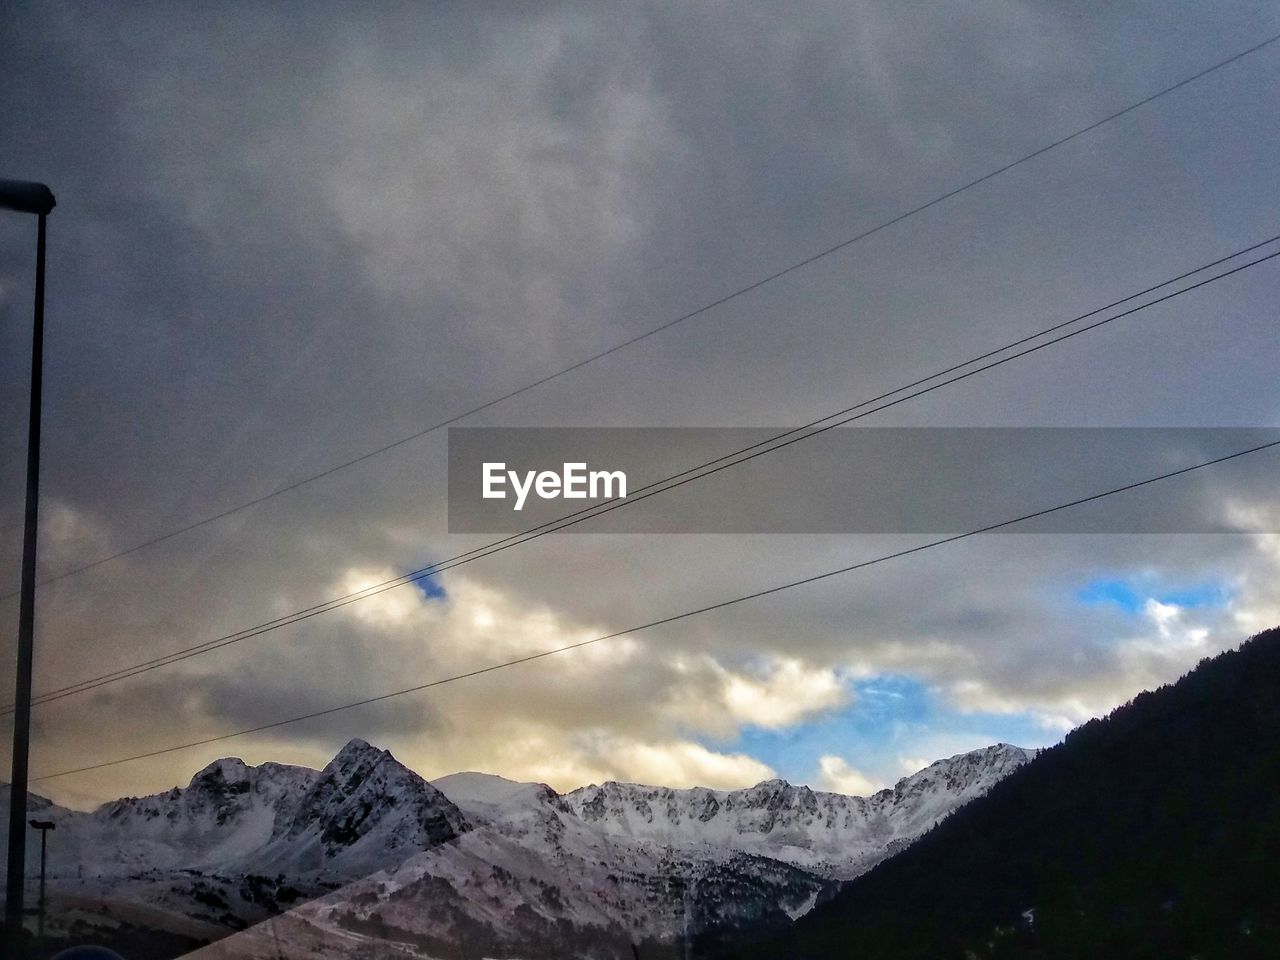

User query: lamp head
[0,180,56,215]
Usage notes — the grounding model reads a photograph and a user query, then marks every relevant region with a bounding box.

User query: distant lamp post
[1,178,56,959]
[27,820,54,941]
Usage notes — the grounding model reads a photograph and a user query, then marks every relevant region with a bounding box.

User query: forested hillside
[731,626,1280,959]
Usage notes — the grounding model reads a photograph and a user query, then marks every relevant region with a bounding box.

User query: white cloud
[336,566,432,628]
[721,657,847,728]
[602,739,775,791]
[662,654,848,738]
[212,572,776,792]
[896,756,930,777]
[401,725,775,793]
[817,755,882,796]
[1228,524,1280,638]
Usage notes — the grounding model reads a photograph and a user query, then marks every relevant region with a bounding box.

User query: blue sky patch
[413,573,447,601]
[710,673,1057,790]
[1076,576,1230,614]
[1158,582,1232,609]
[1076,578,1144,612]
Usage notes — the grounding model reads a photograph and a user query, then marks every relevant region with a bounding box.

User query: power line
[9,237,1279,713]
[12,30,1279,598]
[30,436,1280,783]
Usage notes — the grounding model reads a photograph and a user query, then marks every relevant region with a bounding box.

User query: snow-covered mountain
[86,757,320,873]
[1,739,468,950]
[1,740,1034,959]
[183,743,1034,959]
[273,770,830,959]
[561,743,1035,878]
[245,738,468,879]
[2,739,464,884]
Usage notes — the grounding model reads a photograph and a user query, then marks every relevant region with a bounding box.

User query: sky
[1,0,1279,810]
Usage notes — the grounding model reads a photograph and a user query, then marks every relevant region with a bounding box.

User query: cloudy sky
[1,0,1279,810]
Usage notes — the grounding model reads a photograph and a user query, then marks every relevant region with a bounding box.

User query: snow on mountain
[2,758,318,889]
[431,770,564,823]
[191,769,830,960]
[3,741,1034,959]
[0,784,81,884]
[88,757,320,873]
[0,739,469,949]
[563,742,1037,878]
[185,743,1035,960]
[2,739,465,884]
[248,738,468,880]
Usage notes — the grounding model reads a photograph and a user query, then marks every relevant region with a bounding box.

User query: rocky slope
[1,739,468,952]
[1,741,1033,958]
[179,744,1034,959]
[561,743,1035,878]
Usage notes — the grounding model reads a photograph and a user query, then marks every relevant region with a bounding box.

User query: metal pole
[5,210,48,956]
[37,828,46,941]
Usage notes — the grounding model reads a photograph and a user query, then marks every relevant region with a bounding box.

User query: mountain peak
[257,737,469,878]
[751,777,792,790]
[318,738,403,783]
[333,737,380,761]
[431,772,563,821]
[189,756,251,788]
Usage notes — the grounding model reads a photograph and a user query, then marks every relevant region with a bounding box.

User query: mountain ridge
[177,742,1032,959]
[3,739,1035,959]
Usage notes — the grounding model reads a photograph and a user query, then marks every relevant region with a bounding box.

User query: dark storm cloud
[1,0,1278,803]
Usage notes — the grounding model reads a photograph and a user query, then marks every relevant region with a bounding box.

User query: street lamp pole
[1,178,56,958]
[27,820,54,942]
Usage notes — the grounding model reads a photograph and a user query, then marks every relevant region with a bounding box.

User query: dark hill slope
[731,625,1280,960]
